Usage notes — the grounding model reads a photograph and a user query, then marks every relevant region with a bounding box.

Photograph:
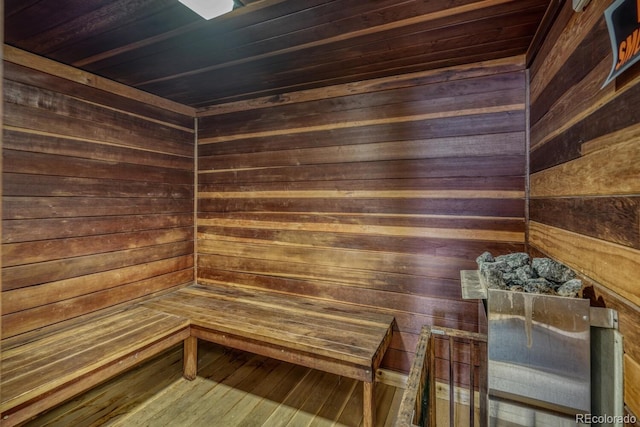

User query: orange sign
[603,0,640,86]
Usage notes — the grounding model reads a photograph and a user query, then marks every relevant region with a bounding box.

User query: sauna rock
[476,251,582,297]
[531,257,576,283]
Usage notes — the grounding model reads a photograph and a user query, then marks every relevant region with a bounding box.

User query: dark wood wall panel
[197,58,527,373]
[528,0,640,417]
[1,52,196,340]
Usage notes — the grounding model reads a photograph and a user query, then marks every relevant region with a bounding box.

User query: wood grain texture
[2,241,193,292]
[530,57,610,152]
[396,326,431,427]
[529,197,640,249]
[529,222,640,307]
[21,342,403,427]
[528,0,606,105]
[530,80,640,173]
[2,256,194,314]
[5,0,548,107]
[3,46,195,116]
[529,1,640,414]
[198,157,526,186]
[529,14,609,126]
[580,278,640,380]
[199,132,526,169]
[143,282,395,382]
[0,305,190,426]
[1,57,195,338]
[531,138,639,197]
[183,336,198,381]
[197,59,526,373]
[3,128,193,169]
[197,56,526,116]
[626,355,640,419]
[2,270,193,338]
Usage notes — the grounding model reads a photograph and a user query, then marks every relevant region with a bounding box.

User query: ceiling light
[179,0,235,20]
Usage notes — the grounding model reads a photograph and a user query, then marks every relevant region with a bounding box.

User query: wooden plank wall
[1,48,196,341]
[196,57,527,373]
[1,3,4,347]
[528,0,640,418]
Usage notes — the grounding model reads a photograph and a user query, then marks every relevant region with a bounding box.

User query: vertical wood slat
[395,326,486,426]
[448,336,455,427]
[433,327,487,426]
[395,325,431,427]
[470,341,476,427]
[429,333,436,427]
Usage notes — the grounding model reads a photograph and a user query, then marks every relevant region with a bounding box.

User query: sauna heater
[462,267,624,426]
[486,288,591,419]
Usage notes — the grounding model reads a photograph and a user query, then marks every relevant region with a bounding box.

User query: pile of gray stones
[476,252,583,298]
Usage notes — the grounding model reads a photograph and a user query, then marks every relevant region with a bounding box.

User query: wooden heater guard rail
[396,325,488,427]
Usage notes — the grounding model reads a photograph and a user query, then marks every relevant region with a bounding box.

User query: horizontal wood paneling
[530,138,639,197]
[3,46,194,117]
[529,197,640,249]
[3,242,193,291]
[1,51,195,339]
[529,0,640,417]
[197,58,526,372]
[198,157,526,186]
[529,222,640,308]
[3,128,192,169]
[198,56,527,116]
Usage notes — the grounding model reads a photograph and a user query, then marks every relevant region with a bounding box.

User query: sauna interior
[1,0,639,425]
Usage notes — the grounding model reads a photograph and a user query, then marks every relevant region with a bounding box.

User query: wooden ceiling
[4,0,552,108]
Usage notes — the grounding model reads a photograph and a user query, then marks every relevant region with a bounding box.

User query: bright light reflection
[179,0,235,20]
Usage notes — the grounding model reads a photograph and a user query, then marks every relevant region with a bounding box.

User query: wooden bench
[0,306,190,427]
[1,283,394,427]
[143,282,396,427]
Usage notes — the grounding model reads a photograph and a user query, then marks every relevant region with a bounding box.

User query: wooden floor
[25,341,402,427]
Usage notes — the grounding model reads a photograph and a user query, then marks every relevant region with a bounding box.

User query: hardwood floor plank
[214,362,300,425]
[283,372,343,426]
[113,350,256,426]
[18,340,404,427]
[311,378,359,427]
[234,366,314,427]
[335,381,365,426]
[152,354,272,425]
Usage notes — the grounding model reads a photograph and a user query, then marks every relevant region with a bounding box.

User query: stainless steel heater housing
[487,288,591,415]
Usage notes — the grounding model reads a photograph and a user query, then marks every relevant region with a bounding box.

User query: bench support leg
[183,336,198,380]
[363,381,375,427]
